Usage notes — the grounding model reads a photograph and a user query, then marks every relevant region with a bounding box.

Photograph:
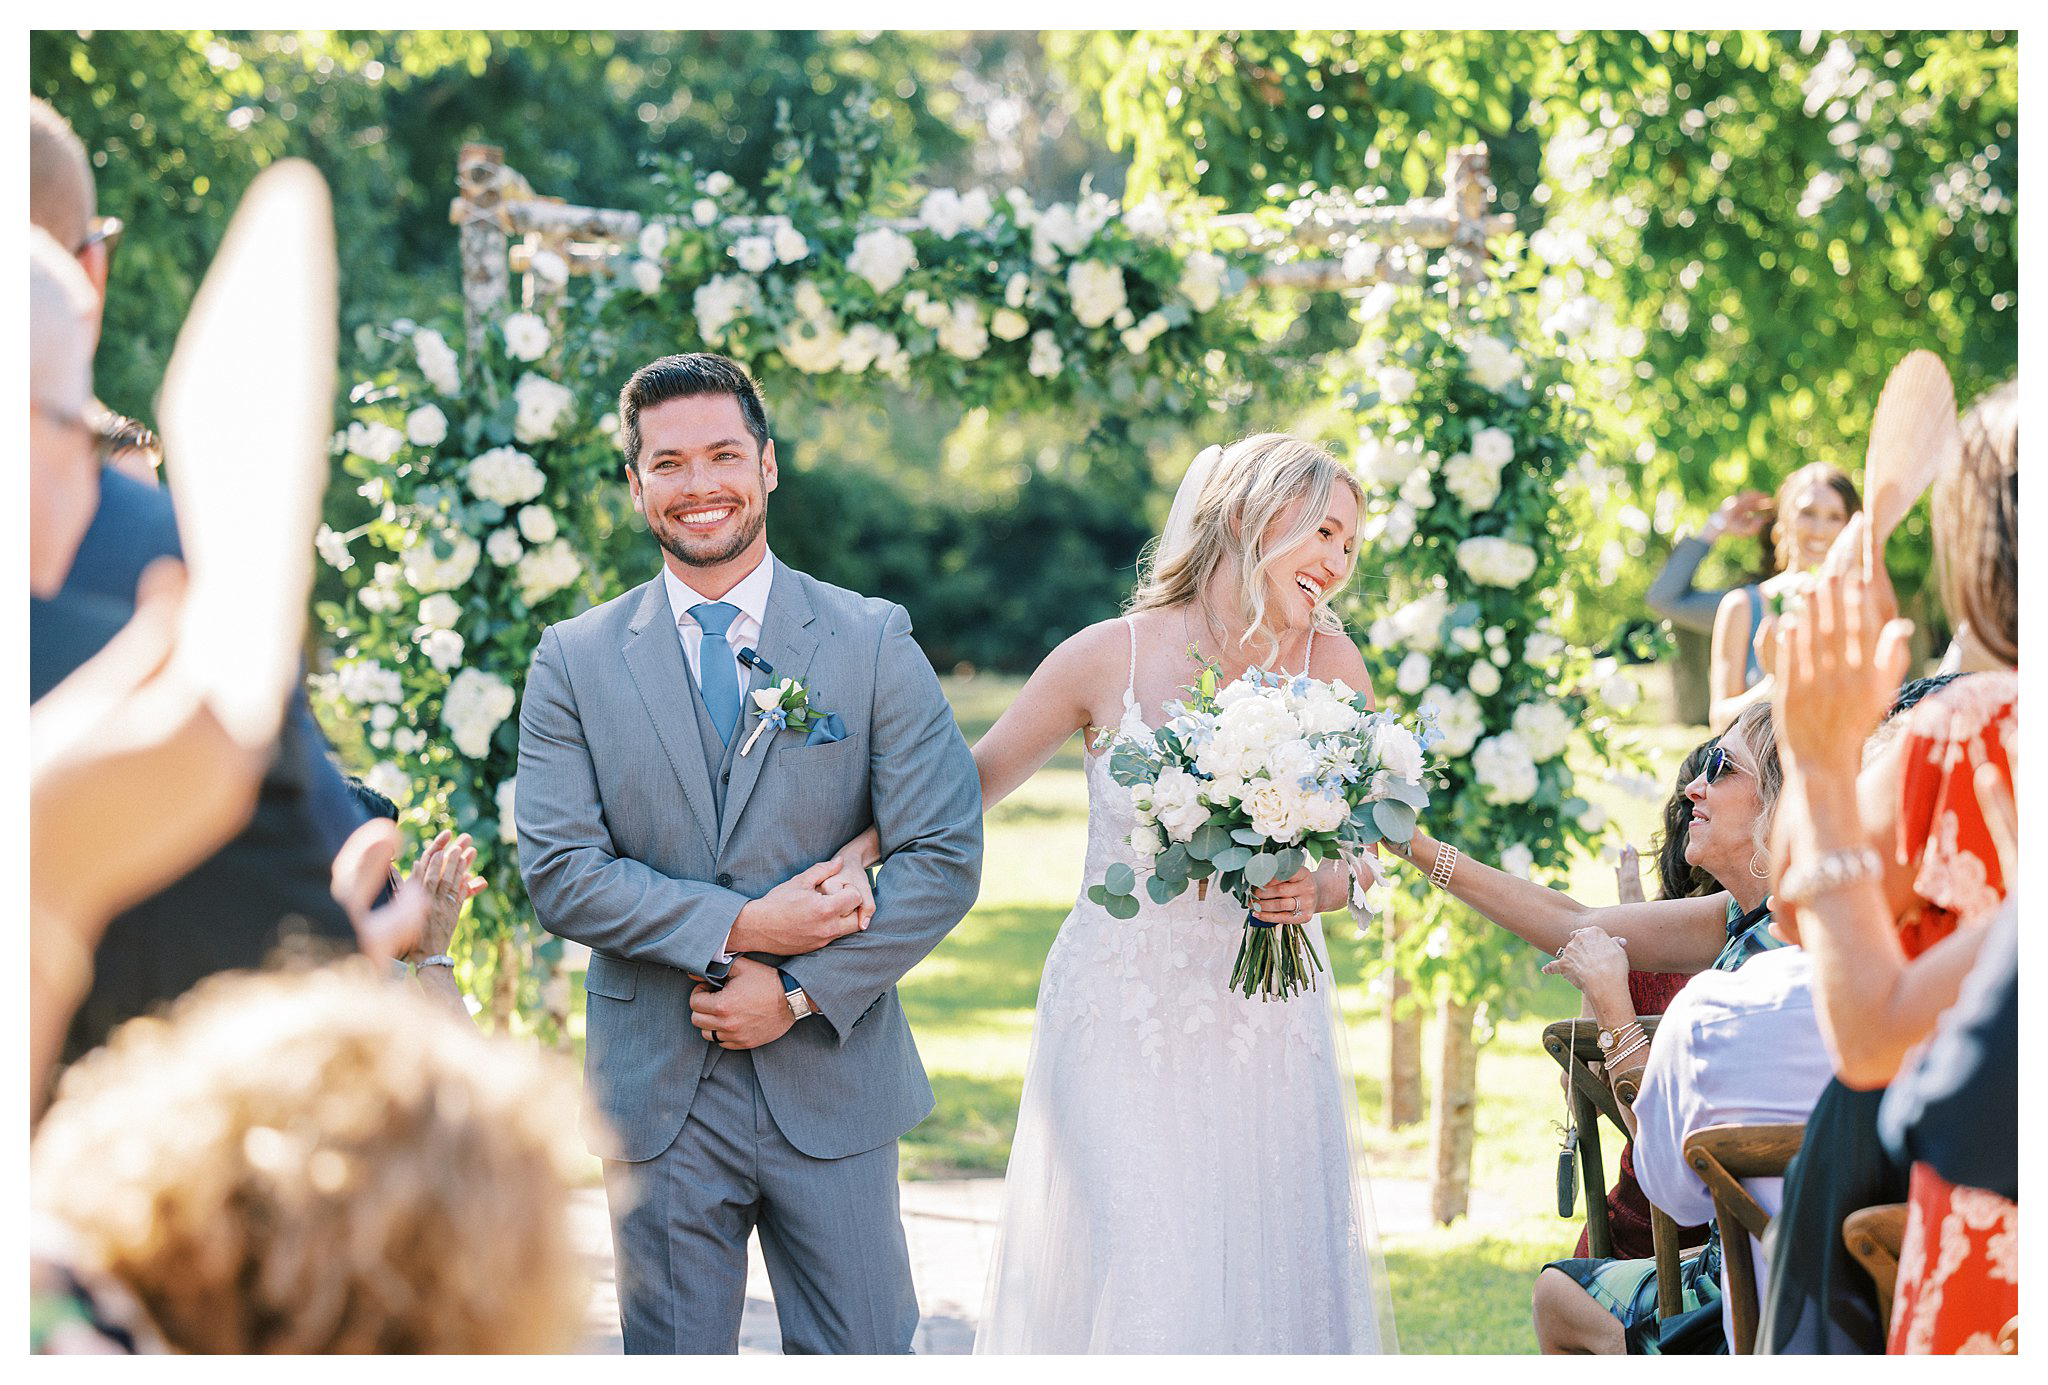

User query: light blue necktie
[688,602,742,744]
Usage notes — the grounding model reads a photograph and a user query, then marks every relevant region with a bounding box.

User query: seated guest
[32,965,588,1353]
[1630,940,1835,1349]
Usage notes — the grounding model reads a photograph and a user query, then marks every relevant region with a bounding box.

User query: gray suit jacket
[516,560,982,1162]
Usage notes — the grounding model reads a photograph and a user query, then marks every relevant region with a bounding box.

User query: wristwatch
[780,970,816,1021]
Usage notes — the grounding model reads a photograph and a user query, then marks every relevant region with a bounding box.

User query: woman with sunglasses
[1388,700,1787,981]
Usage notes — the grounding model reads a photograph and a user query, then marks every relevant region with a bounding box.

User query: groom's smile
[627,391,779,593]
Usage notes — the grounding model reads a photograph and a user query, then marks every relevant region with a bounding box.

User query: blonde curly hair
[33,963,590,1353]
[1129,432,1363,665]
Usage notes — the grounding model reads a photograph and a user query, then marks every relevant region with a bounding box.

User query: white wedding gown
[975,626,1398,1353]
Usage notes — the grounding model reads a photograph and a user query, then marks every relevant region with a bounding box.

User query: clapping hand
[331,817,429,962]
[1705,490,1772,542]
[1615,843,1645,905]
[405,829,487,963]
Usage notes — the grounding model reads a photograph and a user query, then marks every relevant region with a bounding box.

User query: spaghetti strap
[1122,617,1139,709]
[1299,627,1315,676]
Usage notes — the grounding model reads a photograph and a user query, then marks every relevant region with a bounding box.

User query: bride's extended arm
[1385,830,1731,973]
[830,620,1125,876]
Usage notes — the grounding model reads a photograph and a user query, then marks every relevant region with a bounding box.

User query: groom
[516,352,982,1353]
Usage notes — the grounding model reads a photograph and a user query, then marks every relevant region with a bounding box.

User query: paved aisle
[571,1174,1508,1353]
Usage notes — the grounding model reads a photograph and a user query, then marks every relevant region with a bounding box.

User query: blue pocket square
[804,712,847,746]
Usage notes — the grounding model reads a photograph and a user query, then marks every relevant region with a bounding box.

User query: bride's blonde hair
[1129,433,1364,665]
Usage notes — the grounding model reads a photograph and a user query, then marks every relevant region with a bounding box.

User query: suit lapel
[716,563,820,856]
[620,578,720,858]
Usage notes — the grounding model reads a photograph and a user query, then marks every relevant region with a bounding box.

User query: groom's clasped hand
[689,857,873,1050]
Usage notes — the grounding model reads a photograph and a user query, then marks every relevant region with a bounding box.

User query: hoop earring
[1748,849,1770,880]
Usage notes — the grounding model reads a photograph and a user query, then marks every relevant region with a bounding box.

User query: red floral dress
[1886,671,2018,1354]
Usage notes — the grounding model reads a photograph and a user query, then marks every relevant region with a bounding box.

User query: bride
[839,434,1397,1352]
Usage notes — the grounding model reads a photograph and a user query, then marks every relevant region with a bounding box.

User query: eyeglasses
[76,215,123,261]
[1702,745,1745,785]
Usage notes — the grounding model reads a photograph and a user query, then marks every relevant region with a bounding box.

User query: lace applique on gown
[974,621,1397,1354]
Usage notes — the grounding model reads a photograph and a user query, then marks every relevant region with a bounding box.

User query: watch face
[1598,1031,1615,1051]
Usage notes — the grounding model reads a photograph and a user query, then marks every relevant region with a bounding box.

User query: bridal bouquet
[1089,664,1433,1000]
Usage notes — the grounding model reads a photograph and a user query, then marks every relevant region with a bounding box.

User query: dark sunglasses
[1703,745,1745,785]
[77,215,124,260]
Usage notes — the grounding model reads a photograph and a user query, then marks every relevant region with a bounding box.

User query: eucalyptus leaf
[1372,798,1418,842]
[1104,891,1142,921]
[1104,862,1137,896]
[1189,823,1231,860]
[1243,852,1279,888]
[1146,874,1180,906]
[1213,845,1252,872]
[1086,884,1109,907]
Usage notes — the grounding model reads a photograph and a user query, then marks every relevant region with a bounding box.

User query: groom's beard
[650,498,766,570]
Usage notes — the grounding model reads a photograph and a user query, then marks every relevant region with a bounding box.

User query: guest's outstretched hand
[332,818,428,962]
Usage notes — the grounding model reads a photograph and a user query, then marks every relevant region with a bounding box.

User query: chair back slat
[1842,1203,1908,1335]
[1682,1122,1807,1354]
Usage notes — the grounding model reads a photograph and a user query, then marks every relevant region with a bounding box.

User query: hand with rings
[1542,925,1633,1013]
[404,829,486,965]
[1249,864,1325,924]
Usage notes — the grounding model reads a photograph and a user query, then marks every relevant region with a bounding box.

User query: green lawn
[897,670,1712,1352]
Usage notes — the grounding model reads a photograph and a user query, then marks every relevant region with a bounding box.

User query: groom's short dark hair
[617,353,772,472]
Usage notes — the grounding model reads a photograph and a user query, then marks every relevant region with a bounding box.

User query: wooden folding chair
[1682,1122,1806,1354]
[1541,1016,1683,1321]
[1842,1202,1908,1337]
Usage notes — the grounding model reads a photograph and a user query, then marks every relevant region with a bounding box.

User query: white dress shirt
[1633,945,1835,1344]
[662,550,775,701]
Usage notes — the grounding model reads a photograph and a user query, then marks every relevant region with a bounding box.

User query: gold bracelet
[1428,843,1459,890]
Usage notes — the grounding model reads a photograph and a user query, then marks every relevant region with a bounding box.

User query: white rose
[1426,686,1486,758]
[1490,646,1510,667]
[364,760,411,805]
[1129,822,1166,859]
[780,315,847,375]
[487,528,524,567]
[1245,780,1308,845]
[692,274,762,343]
[919,188,967,239]
[516,538,583,605]
[1464,334,1525,392]
[345,420,405,465]
[990,307,1030,342]
[466,445,546,506]
[406,404,449,448]
[370,703,399,731]
[1178,249,1227,313]
[1150,766,1210,843]
[1123,193,1172,241]
[1066,259,1127,329]
[1455,535,1540,588]
[1389,589,1450,651]
[1473,731,1540,805]
[416,593,462,630]
[402,529,481,594]
[1031,203,1090,265]
[512,373,576,444]
[528,247,569,288]
[1399,467,1436,511]
[958,187,994,229]
[316,524,354,572]
[770,222,809,265]
[847,226,918,294]
[1604,674,1642,713]
[1470,426,1515,469]
[702,171,734,196]
[731,235,776,273]
[691,198,718,226]
[393,728,425,755]
[837,324,906,377]
[1371,722,1426,784]
[937,301,990,361]
[501,311,550,362]
[1525,632,1567,664]
[336,660,404,706]
[631,259,663,295]
[1485,626,1506,647]
[1378,366,1418,404]
[637,220,668,259]
[1396,651,1432,696]
[412,327,461,395]
[496,778,519,844]
[1451,625,1484,653]
[1003,273,1031,310]
[1468,661,1502,697]
[443,668,517,759]
[1500,843,1536,879]
[420,626,466,673]
[1512,701,1574,762]
[1027,329,1064,379]
[1443,450,1503,511]
[517,505,558,544]
[1380,501,1417,549]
